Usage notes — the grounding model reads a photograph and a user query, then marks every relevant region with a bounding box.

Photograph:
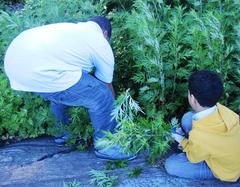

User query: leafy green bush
[63,180,82,187]
[102,0,134,12]
[66,107,93,149]
[89,169,118,187]
[96,90,173,162]
[110,11,137,94]
[122,0,240,118]
[128,167,143,178]
[0,73,53,141]
[0,0,25,11]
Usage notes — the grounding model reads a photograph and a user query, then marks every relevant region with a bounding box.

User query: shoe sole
[94,151,137,161]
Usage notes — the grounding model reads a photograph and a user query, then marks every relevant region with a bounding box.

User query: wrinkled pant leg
[35,92,71,136]
[181,111,195,135]
[67,72,117,140]
[87,85,117,141]
[50,101,70,134]
[165,153,215,180]
[76,73,117,140]
[38,72,117,142]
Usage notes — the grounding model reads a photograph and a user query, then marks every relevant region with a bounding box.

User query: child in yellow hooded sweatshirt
[165,70,240,182]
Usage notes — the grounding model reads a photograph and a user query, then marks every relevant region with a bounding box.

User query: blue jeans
[37,72,117,141]
[165,112,216,180]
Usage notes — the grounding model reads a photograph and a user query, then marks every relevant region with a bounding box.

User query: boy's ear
[191,94,201,107]
[103,30,109,40]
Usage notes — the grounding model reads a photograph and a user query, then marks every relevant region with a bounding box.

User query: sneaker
[54,134,70,145]
[94,144,137,161]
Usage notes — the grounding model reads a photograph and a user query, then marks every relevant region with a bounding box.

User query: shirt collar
[192,105,216,120]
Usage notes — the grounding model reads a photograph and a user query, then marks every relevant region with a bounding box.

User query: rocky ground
[0,136,239,187]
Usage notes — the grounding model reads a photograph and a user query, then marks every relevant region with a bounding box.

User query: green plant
[101,0,240,164]
[89,169,118,187]
[106,10,138,96]
[63,180,82,187]
[0,73,54,141]
[170,117,180,129]
[0,0,25,11]
[96,89,173,163]
[111,89,144,122]
[123,0,240,118]
[66,107,93,149]
[105,160,128,170]
[126,0,189,117]
[102,0,134,11]
[128,167,143,178]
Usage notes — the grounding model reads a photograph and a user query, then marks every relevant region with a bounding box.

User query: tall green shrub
[0,73,53,140]
[124,0,240,118]
[96,89,173,163]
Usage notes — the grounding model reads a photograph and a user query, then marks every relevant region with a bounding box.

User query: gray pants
[165,112,216,180]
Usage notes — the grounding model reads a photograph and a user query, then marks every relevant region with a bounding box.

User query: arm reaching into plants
[107,83,115,98]
[180,137,209,163]
[93,75,115,98]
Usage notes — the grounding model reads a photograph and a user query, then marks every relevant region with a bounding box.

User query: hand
[173,127,185,136]
[171,133,184,143]
[106,83,115,98]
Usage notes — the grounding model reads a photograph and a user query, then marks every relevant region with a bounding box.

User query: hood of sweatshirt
[193,103,239,133]
[216,103,239,131]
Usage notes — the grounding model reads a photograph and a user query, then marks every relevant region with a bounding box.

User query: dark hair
[188,70,223,107]
[89,16,112,39]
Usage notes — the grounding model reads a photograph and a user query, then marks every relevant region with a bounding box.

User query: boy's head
[188,70,223,110]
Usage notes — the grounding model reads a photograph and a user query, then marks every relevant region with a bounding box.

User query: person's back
[4,21,113,92]
[165,70,240,182]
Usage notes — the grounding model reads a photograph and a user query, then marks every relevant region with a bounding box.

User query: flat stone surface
[0,136,239,187]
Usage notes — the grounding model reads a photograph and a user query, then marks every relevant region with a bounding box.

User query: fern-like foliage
[123,0,240,117]
[89,169,118,187]
[0,74,54,141]
[63,180,82,187]
[97,89,173,163]
[111,88,143,123]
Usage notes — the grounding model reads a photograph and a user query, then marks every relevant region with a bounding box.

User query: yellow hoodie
[180,103,240,182]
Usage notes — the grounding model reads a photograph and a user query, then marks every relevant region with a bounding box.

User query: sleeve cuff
[179,138,188,149]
